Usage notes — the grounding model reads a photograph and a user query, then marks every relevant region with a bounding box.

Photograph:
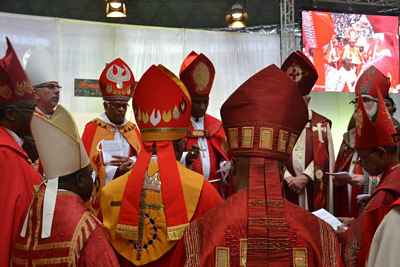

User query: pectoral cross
[312,123,327,143]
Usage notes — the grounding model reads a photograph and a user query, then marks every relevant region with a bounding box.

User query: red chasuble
[342,164,400,267]
[186,114,230,191]
[11,190,119,267]
[0,127,41,266]
[185,189,343,267]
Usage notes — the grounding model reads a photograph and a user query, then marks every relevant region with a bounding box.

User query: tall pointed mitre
[31,105,89,178]
[355,65,390,101]
[179,51,215,98]
[281,51,318,96]
[29,105,89,238]
[0,37,34,104]
[99,58,135,102]
[23,46,58,87]
[354,81,397,150]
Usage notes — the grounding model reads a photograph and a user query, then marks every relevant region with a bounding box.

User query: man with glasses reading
[82,58,142,197]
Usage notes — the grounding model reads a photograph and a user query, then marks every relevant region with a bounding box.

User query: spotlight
[106,0,127,18]
[225,3,248,29]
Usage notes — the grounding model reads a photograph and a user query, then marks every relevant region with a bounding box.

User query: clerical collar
[99,112,128,128]
[191,116,205,130]
[5,129,23,147]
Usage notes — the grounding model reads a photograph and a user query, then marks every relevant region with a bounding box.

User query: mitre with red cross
[354,81,397,150]
[354,65,390,101]
[0,37,34,104]
[179,51,215,98]
[99,58,135,102]
[281,51,318,96]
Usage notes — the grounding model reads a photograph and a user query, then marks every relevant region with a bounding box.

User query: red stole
[285,111,332,211]
[186,114,229,181]
[12,190,100,266]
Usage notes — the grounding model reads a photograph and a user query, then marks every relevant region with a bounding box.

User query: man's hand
[349,174,366,187]
[185,145,200,167]
[286,174,310,194]
[110,155,135,177]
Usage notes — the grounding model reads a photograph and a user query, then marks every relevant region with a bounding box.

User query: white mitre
[23,47,58,86]
[21,105,90,239]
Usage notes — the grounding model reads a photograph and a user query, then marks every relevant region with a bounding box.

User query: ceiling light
[106,0,127,18]
[225,3,248,29]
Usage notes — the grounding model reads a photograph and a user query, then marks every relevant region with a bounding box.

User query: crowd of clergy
[1,36,400,267]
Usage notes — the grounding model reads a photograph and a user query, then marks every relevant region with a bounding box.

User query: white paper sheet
[312,208,344,231]
[101,139,130,164]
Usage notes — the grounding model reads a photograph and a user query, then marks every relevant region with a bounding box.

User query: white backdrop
[0,12,280,132]
[2,12,398,154]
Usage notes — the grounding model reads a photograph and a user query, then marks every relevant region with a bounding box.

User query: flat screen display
[302,10,399,92]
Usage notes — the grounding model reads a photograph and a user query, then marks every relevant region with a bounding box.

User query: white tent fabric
[2,11,399,154]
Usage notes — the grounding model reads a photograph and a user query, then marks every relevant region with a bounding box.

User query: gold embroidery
[162,110,172,123]
[184,222,201,267]
[116,224,138,240]
[259,127,273,150]
[15,81,33,96]
[32,256,71,266]
[193,61,210,93]
[240,239,247,267]
[167,223,189,240]
[287,133,298,153]
[319,220,338,267]
[0,84,12,99]
[215,246,230,267]
[293,248,308,267]
[227,128,239,149]
[277,129,289,153]
[241,127,254,148]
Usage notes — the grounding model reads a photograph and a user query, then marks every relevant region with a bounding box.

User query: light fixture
[225,3,248,29]
[106,0,127,18]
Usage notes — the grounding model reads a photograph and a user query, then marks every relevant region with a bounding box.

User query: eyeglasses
[105,101,129,109]
[35,84,62,90]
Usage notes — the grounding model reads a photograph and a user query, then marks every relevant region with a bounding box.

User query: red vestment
[0,127,41,266]
[12,190,119,267]
[184,189,343,267]
[186,114,230,190]
[342,164,400,267]
[284,111,335,212]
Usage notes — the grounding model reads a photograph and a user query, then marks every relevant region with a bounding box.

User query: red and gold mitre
[179,51,215,98]
[0,37,34,104]
[281,51,318,96]
[221,64,308,161]
[354,83,397,150]
[355,66,390,100]
[99,58,135,102]
[134,64,191,141]
[117,64,192,243]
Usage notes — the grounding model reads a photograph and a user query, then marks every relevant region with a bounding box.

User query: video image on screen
[302,10,399,92]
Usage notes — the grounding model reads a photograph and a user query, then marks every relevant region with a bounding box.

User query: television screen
[302,10,399,92]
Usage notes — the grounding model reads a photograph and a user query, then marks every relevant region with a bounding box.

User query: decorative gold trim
[215,246,230,267]
[227,128,239,149]
[277,129,289,153]
[293,248,308,267]
[240,239,247,267]
[116,224,138,240]
[287,133,298,153]
[193,61,210,93]
[241,127,254,149]
[167,223,189,240]
[259,127,273,150]
[141,127,188,141]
